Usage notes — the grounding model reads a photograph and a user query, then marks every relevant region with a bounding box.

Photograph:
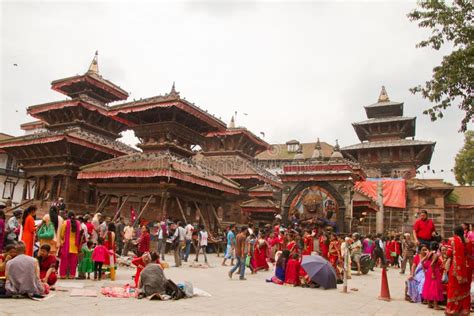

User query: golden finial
[378,85,390,102]
[87,50,99,75]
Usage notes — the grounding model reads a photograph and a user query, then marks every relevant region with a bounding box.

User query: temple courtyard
[1,254,443,316]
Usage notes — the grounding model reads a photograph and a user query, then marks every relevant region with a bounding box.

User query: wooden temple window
[2,178,16,199]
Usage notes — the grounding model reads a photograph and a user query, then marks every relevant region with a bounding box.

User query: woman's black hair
[49,206,59,231]
[97,237,104,245]
[87,240,93,248]
[0,210,5,220]
[150,252,159,262]
[37,244,51,266]
[68,211,77,233]
[276,250,290,268]
[22,205,37,226]
[429,241,439,252]
[108,222,116,232]
[454,225,465,243]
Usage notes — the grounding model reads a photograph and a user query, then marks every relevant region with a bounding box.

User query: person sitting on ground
[284,253,301,286]
[0,244,17,277]
[5,242,46,297]
[267,250,290,285]
[132,252,159,287]
[137,263,167,298]
[37,244,58,287]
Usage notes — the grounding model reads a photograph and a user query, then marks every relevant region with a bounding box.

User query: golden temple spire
[378,85,390,102]
[87,50,99,75]
[229,116,235,128]
[171,81,176,94]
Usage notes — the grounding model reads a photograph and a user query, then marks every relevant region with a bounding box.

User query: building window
[287,142,300,153]
[424,196,435,205]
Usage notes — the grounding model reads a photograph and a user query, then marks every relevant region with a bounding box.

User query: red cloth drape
[354,179,406,208]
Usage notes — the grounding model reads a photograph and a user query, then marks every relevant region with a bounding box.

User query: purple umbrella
[301,255,337,289]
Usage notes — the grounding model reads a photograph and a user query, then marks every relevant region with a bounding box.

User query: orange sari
[21,215,36,256]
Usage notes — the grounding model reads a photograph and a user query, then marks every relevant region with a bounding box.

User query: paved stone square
[1,254,443,316]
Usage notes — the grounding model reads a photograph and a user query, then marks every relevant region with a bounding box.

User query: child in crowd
[422,242,443,310]
[78,241,94,279]
[92,238,108,281]
[0,244,17,277]
[37,244,58,287]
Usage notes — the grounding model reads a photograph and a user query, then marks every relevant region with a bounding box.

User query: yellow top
[60,221,78,254]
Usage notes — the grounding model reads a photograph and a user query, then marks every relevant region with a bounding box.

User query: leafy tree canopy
[408,0,473,132]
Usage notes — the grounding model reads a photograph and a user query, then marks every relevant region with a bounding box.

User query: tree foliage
[408,0,473,132]
[454,130,474,185]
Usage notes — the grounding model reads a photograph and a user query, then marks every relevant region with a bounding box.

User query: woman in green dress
[78,240,94,279]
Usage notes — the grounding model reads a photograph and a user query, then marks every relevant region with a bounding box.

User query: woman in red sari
[302,230,313,256]
[328,233,342,281]
[21,206,37,257]
[253,235,269,271]
[104,222,116,280]
[286,234,298,255]
[319,232,329,259]
[446,226,472,316]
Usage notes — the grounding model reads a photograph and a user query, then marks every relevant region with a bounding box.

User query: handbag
[390,252,397,257]
[38,223,54,240]
[245,255,251,267]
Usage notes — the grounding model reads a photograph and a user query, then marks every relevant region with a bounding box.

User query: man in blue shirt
[221,225,236,266]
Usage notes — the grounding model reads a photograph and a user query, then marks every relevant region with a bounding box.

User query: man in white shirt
[195,225,208,264]
[122,222,134,256]
[171,221,186,267]
[183,223,194,262]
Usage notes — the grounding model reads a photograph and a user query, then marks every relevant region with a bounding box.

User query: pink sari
[59,219,81,278]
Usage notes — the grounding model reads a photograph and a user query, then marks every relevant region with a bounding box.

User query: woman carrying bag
[38,214,57,255]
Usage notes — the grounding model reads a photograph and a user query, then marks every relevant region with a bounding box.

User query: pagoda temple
[0,53,136,211]
[341,87,435,179]
[196,125,283,222]
[76,81,284,228]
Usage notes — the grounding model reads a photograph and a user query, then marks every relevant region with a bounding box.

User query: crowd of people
[219,210,472,315]
[0,199,216,298]
[0,202,472,314]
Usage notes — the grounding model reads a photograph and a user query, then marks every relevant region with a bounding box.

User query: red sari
[319,235,329,259]
[104,231,116,268]
[253,239,269,271]
[286,241,298,255]
[302,235,313,256]
[446,236,471,315]
[284,258,301,285]
[328,240,342,280]
[21,215,36,257]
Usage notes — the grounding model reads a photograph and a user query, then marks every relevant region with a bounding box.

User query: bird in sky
[13,63,18,66]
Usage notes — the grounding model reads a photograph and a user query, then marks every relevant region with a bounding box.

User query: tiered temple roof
[341,86,435,178]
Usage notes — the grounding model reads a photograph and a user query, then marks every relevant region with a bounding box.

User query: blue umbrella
[301,255,337,289]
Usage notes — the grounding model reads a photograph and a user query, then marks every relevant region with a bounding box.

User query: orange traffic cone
[378,267,391,301]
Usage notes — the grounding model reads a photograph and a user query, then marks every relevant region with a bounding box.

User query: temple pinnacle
[87,50,99,75]
[378,85,390,102]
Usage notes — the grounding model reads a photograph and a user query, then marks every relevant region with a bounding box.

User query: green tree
[408,0,473,132]
[454,130,474,185]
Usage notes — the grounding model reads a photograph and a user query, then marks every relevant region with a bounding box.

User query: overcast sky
[1,0,471,184]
